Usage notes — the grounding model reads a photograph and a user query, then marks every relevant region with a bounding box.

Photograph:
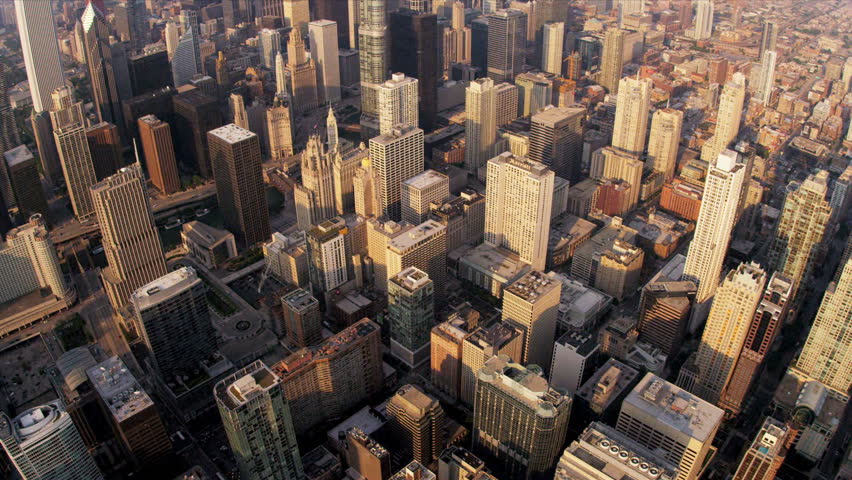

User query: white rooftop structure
[86,357,154,423]
[3,145,34,167]
[208,123,256,144]
[131,267,200,311]
[402,169,447,190]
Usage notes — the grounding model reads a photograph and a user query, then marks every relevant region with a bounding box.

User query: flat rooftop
[387,220,445,252]
[87,356,154,422]
[577,359,639,411]
[131,267,200,311]
[403,169,447,190]
[465,321,520,350]
[505,270,560,303]
[480,355,569,413]
[390,267,431,292]
[459,243,531,282]
[3,145,33,167]
[181,221,233,248]
[282,288,318,311]
[209,123,255,144]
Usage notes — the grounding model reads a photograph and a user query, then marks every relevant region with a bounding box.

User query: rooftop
[131,267,201,311]
[327,406,386,446]
[458,243,531,282]
[389,461,436,480]
[347,427,389,459]
[218,363,280,409]
[479,355,569,415]
[181,221,234,248]
[10,402,64,441]
[390,267,431,292]
[505,270,560,303]
[390,384,440,414]
[209,123,256,144]
[87,356,154,422]
[577,359,639,411]
[282,288,318,312]
[531,105,585,125]
[465,321,520,350]
[273,319,378,376]
[3,145,33,168]
[489,151,552,177]
[387,220,445,252]
[403,169,447,190]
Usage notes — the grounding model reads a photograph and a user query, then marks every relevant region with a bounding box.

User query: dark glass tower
[390,9,439,131]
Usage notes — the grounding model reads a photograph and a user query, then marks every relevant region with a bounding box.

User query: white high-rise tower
[755,50,777,105]
[692,0,714,40]
[701,72,745,163]
[14,0,66,112]
[611,76,651,156]
[464,78,498,176]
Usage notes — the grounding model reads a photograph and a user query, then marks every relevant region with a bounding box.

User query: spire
[326,106,338,151]
[275,51,287,95]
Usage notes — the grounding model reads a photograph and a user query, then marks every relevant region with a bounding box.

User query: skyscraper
[230,93,249,130]
[258,28,281,68]
[81,3,124,130]
[611,76,651,156]
[3,146,48,217]
[173,90,222,178]
[85,122,121,181]
[682,149,745,326]
[386,384,445,466]
[528,105,585,183]
[309,20,342,103]
[486,9,527,82]
[131,267,217,381]
[287,30,319,113]
[390,9,438,129]
[208,124,271,247]
[599,28,625,93]
[388,267,435,367]
[51,88,98,220]
[460,322,523,406]
[541,22,564,75]
[171,28,201,87]
[285,0,310,36]
[692,0,714,40]
[306,217,350,292]
[464,78,498,177]
[378,73,419,135]
[14,0,65,113]
[701,73,745,163]
[755,50,777,105]
[515,72,553,117]
[759,21,778,58]
[401,170,449,225]
[386,220,447,302]
[281,288,322,347]
[266,96,294,161]
[215,361,304,480]
[472,355,571,480]
[275,51,286,96]
[346,428,391,480]
[647,108,684,181]
[686,262,766,404]
[0,63,20,154]
[616,374,723,480]
[368,126,425,221]
[501,270,560,370]
[138,115,180,195]
[358,0,390,136]
[767,171,832,295]
[294,135,336,230]
[731,418,790,480]
[0,401,104,480]
[484,152,555,271]
[637,280,696,357]
[92,164,167,311]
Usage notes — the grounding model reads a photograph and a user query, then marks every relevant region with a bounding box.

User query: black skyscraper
[390,9,439,131]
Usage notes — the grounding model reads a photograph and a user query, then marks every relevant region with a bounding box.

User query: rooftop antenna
[133,138,141,166]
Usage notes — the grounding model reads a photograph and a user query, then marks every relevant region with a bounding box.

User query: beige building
[51,87,97,220]
[386,385,445,466]
[731,417,790,480]
[354,158,382,218]
[595,239,645,301]
[430,313,478,401]
[401,170,449,225]
[263,232,309,287]
[386,220,447,301]
[366,218,412,291]
[599,28,625,93]
[700,73,746,163]
[460,322,523,406]
[647,108,684,181]
[571,217,638,286]
[611,76,651,156]
[378,73,418,135]
[591,146,644,213]
[464,77,498,178]
[369,126,425,221]
[501,270,561,371]
[265,96,294,161]
[287,30,318,112]
[295,135,336,230]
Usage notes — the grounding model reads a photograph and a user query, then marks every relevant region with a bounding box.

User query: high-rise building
[0,63,20,154]
[731,418,790,480]
[306,217,350,292]
[138,115,180,195]
[460,322,523,406]
[495,82,520,127]
[611,76,651,156]
[281,288,323,347]
[208,124,271,246]
[637,280,696,357]
[692,0,713,40]
[229,93,249,130]
[284,0,310,36]
[401,170,449,225]
[333,144,368,215]
[309,20,342,104]
[767,171,832,296]
[528,105,585,183]
[647,108,684,181]
[388,267,435,367]
[386,220,447,302]
[93,164,167,311]
[87,356,171,465]
[287,30,319,113]
[51,87,98,220]
[3,146,47,217]
[486,9,527,82]
[430,310,479,400]
[258,28,281,68]
[390,9,438,130]
[794,256,852,396]
[464,78,498,176]
[759,21,778,58]
[81,4,124,130]
[131,267,217,380]
[14,0,65,113]
[701,73,745,163]
[599,28,625,93]
[616,374,723,480]
[718,273,792,414]
[514,72,553,118]
[0,401,104,480]
[358,0,390,136]
[685,262,766,404]
[30,110,62,186]
[378,73,419,135]
[369,126,425,221]
[472,355,571,479]
[171,28,201,87]
[346,428,391,480]
[215,361,304,480]
[438,446,493,480]
[386,384,445,466]
[484,152,554,271]
[755,50,777,106]
[681,149,745,326]
[164,20,179,59]
[84,122,121,181]
[271,319,383,433]
[442,2,472,71]
[541,22,564,75]
[173,90,222,178]
[501,270,560,370]
[266,96,293,162]
[295,135,336,230]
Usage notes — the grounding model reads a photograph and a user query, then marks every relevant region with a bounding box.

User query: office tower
[180,9,201,67]
[92,164,167,311]
[494,82,520,127]
[281,288,322,347]
[287,31,319,113]
[164,20,179,59]
[555,422,677,480]
[31,110,62,185]
[541,22,564,75]
[173,90,222,178]
[464,78,498,176]
[306,217,350,292]
[85,122,121,181]
[51,91,98,220]
[0,401,104,480]
[692,0,713,40]
[647,108,684,181]
[258,28,281,69]
[718,273,792,414]
[731,418,790,480]
[391,462,436,480]
[514,72,553,117]
[442,2,471,69]
[0,64,19,154]
[208,124,270,246]
[138,115,179,195]
[484,152,554,271]
[284,0,310,35]
[3,146,47,216]
[215,361,304,480]
[271,319,383,433]
[755,50,776,106]
[128,48,171,96]
[369,126,425,221]
[501,270,560,370]
[309,20,342,104]
[472,355,571,479]
[460,322,523,407]
[701,73,745,163]
[354,159,381,217]
[81,4,124,129]
[528,106,585,183]
[131,267,217,380]
[346,428,392,480]
[87,356,171,465]
[295,135,336,230]
[172,28,201,87]
[470,17,489,73]
[438,446,493,480]
[14,0,65,113]
[264,232,310,288]
[599,28,625,93]
[486,9,527,82]
[358,0,390,135]
[401,170,449,225]
[325,107,339,152]
[617,374,723,480]
[759,21,778,58]
[388,268,435,366]
[266,96,294,161]
[794,256,852,396]
[270,51,285,96]
[229,93,249,130]
[333,146,368,215]
[611,76,651,156]
[430,310,478,400]
[637,280,696,357]
[386,220,447,301]
[374,75,419,138]
[768,171,831,295]
[686,262,766,404]
[387,384,445,466]
[390,10,438,130]
[682,149,745,323]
